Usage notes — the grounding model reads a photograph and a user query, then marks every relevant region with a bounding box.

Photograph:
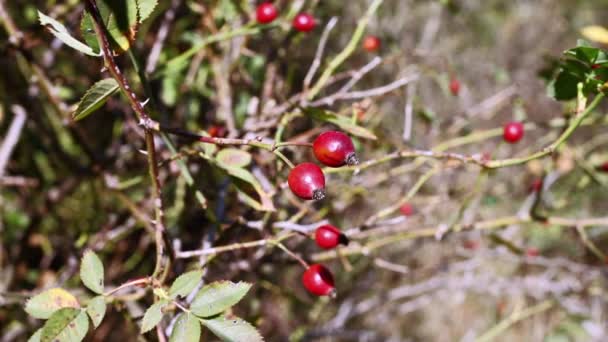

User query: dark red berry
[362,35,381,52]
[598,162,608,172]
[313,131,358,167]
[399,203,414,217]
[449,78,460,96]
[302,264,335,297]
[256,3,278,24]
[207,125,227,138]
[529,179,543,193]
[315,224,348,249]
[288,163,326,200]
[503,121,524,144]
[463,240,479,250]
[293,13,315,32]
[592,64,601,69]
[526,248,540,257]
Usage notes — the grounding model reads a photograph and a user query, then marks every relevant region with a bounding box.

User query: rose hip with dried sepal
[315,224,348,249]
[302,264,336,297]
[288,163,326,200]
[313,131,358,167]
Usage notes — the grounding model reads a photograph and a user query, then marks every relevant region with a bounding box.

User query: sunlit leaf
[38,11,100,57]
[40,308,89,342]
[170,313,201,342]
[86,296,106,328]
[141,300,169,334]
[25,288,80,319]
[201,315,264,342]
[581,26,608,44]
[169,270,203,299]
[190,281,251,318]
[80,250,104,294]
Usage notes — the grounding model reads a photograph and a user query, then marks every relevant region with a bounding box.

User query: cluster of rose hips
[286,131,358,297]
[256,2,316,32]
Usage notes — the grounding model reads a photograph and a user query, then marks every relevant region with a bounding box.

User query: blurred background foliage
[2,0,608,341]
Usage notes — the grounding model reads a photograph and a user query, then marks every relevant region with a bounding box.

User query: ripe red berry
[288,163,326,200]
[529,179,543,193]
[503,121,524,144]
[256,3,278,24]
[592,64,601,70]
[598,162,608,172]
[315,224,348,249]
[207,125,227,138]
[449,78,460,96]
[362,35,381,52]
[399,203,414,217]
[293,13,315,32]
[313,131,358,167]
[525,248,540,257]
[302,264,336,297]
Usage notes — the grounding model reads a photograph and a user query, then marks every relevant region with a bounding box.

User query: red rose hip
[315,224,348,249]
[503,121,524,144]
[288,163,326,200]
[302,264,336,297]
[293,13,315,32]
[362,35,381,52]
[399,203,414,216]
[313,131,358,167]
[449,78,460,96]
[256,3,278,24]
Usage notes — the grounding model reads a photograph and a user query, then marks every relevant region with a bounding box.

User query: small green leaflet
[190,281,251,318]
[73,79,119,121]
[86,296,106,328]
[169,270,203,299]
[201,315,264,342]
[302,107,377,140]
[170,313,201,342]
[81,0,158,54]
[80,250,104,294]
[40,308,89,342]
[141,300,169,334]
[37,11,100,57]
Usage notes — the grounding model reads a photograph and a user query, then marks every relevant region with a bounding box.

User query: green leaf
[548,70,580,100]
[40,308,89,342]
[302,107,377,140]
[137,0,158,23]
[37,11,100,57]
[565,45,599,64]
[170,313,201,342]
[201,315,264,342]
[27,329,42,342]
[81,0,139,54]
[190,281,251,318]
[73,79,119,121]
[219,166,275,212]
[141,300,168,334]
[86,296,106,328]
[80,250,104,294]
[25,288,80,319]
[217,149,252,168]
[169,270,203,299]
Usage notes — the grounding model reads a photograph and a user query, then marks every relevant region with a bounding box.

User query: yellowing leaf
[25,288,80,319]
[581,26,608,44]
